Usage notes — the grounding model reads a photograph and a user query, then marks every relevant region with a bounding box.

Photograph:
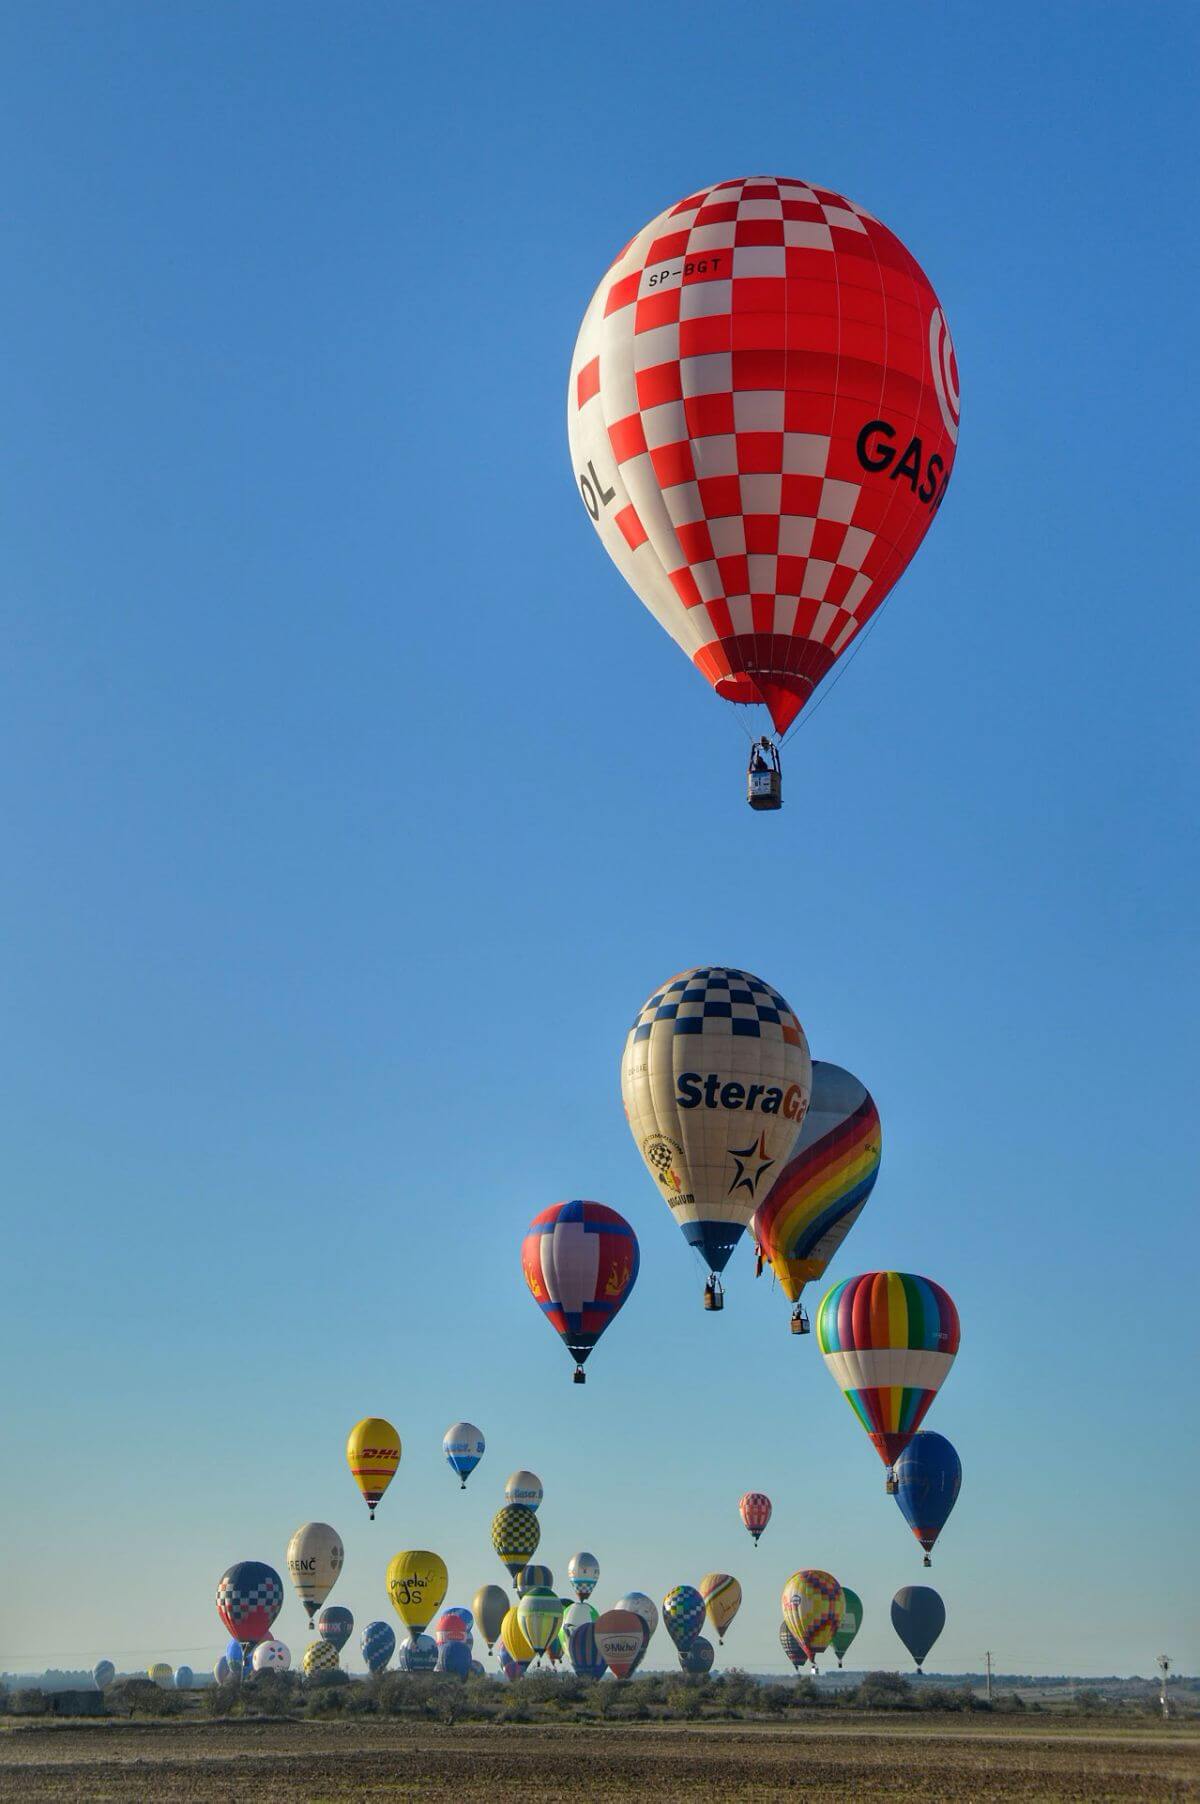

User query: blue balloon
[893,1431,962,1564]
[316,1605,354,1653]
[360,1620,396,1673]
[682,1634,715,1675]
[567,1621,607,1681]
[437,1640,472,1678]
[397,1633,438,1673]
[92,1660,115,1691]
[225,1638,245,1677]
[174,1666,193,1690]
[891,1585,946,1671]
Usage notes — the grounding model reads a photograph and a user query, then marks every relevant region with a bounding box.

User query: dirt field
[1,1716,1197,1802]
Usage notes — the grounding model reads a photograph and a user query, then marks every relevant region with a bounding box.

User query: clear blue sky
[1,2,1196,1681]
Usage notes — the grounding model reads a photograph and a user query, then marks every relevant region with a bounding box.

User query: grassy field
[2,1716,1197,1801]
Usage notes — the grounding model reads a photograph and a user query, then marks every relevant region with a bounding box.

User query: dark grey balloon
[891,1585,945,1670]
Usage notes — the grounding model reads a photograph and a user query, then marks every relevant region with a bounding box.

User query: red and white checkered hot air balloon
[739,1491,772,1546]
[567,176,960,808]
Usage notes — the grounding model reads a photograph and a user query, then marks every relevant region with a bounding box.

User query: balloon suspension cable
[779,598,893,751]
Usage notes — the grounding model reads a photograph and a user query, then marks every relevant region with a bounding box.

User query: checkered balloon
[215,1561,284,1647]
[568,176,959,737]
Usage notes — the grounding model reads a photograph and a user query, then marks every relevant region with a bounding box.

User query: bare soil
[1,1716,1197,1801]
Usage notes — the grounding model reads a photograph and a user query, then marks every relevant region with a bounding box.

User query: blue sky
[1,2,1196,1680]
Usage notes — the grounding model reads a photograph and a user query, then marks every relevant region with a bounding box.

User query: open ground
[2,1716,1198,1802]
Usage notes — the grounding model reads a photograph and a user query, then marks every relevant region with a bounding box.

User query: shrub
[855,1671,917,1710]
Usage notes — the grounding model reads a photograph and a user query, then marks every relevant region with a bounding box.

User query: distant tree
[855,1671,917,1710]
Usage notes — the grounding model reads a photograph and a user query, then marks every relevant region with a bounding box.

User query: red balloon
[521,1200,639,1382]
[568,176,959,734]
[739,1491,772,1544]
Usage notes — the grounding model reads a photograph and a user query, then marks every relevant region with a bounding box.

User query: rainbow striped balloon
[816,1271,960,1472]
[752,1062,881,1307]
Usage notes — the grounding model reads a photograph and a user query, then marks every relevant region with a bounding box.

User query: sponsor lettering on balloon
[855,420,948,510]
[676,1072,806,1117]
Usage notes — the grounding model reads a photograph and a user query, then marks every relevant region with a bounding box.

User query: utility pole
[1157,1654,1171,1719]
[985,1651,992,1704]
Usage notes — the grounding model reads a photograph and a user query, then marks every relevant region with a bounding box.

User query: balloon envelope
[438,1640,472,1677]
[251,1641,290,1673]
[216,1561,284,1651]
[503,1471,544,1511]
[739,1492,772,1542]
[346,1417,402,1519]
[594,1609,645,1681]
[397,1633,438,1674]
[522,1202,639,1376]
[752,1062,881,1305]
[302,1640,339,1676]
[174,1665,194,1689]
[497,1641,527,1682]
[491,1505,540,1578]
[499,1606,535,1665]
[148,1664,173,1688]
[682,1634,715,1675]
[360,1620,396,1673]
[213,1656,230,1685]
[893,1431,962,1559]
[891,1585,946,1670]
[514,1563,554,1599]
[286,1522,344,1625]
[92,1661,115,1691]
[566,178,960,736]
[316,1606,354,1653]
[699,1573,742,1644]
[621,967,811,1278]
[442,1422,485,1488]
[567,1551,599,1599]
[663,1585,706,1654]
[517,1588,564,1658]
[781,1570,844,1663]
[832,1587,863,1665]
[473,1584,509,1650]
[779,1622,806,1670]
[567,1619,608,1680]
[433,1611,469,1646]
[386,1550,447,1635]
[816,1271,960,1469]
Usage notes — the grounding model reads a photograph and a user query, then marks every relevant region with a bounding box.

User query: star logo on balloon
[727,1133,775,1198]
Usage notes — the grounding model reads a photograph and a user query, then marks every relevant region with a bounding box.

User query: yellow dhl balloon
[386,1550,447,1634]
[499,1604,535,1665]
[346,1417,402,1519]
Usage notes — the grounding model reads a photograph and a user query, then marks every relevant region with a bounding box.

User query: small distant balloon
[437,1640,472,1678]
[504,1471,544,1511]
[92,1661,115,1691]
[499,1606,535,1666]
[739,1492,772,1545]
[396,1633,438,1674]
[781,1570,844,1671]
[514,1563,554,1599]
[213,1656,230,1686]
[174,1665,194,1689]
[386,1550,447,1636]
[147,1664,173,1688]
[316,1606,354,1654]
[252,1641,290,1673]
[302,1640,339,1677]
[360,1620,396,1673]
[497,1640,527,1682]
[891,1585,945,1671]
[345,1417,402,1520]
[593,1609,644,1681]
[699,1573,742,1645]
[663,1586,705,1656]
[491,1504,540,1579]
[473,1584,509,1652]
[215,1561,283,1661]
[832,1588,863,1667]
[567,1619,607,1680]
[682,1635,715,1676]
[517,1588,564,1661]
[522,1201,640,1381]
[779,1622,807,1672]
[433,1611,469,1647]
[567,1551,599,1600]
[442,1422,485,1490]
[286,1522,344,1626]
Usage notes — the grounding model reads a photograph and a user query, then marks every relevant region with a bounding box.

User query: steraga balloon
[739,1491,772,1545]
[473,1584,509,1651]
[663,1585,706,1655]
[517,1588,564,1661]
[504,1471,544,1511]
[779,1622,807,1671]
[360,1620,396,1673]
[491,1504,540,1579]
[816,1271,960,1484]
[781,1570,844,1669]
[594,1609,645,1681]
[621,966,811,1297]
[567,177,960,805]
[893,1431,962,1564]
[832,1588,863,1666]
[568,1551,599,1600]
[891,1585,945,1671]
[522,1201,639,1382]
[442,1422,485,1489]
[316,1606,354,1654]
[215,1562,284,1663]
[345,1417,401,1520]
[751,1061,881,1326]
[386,1550,447,1635]
[699,1573,742,1644]
[286,1522,344,1627]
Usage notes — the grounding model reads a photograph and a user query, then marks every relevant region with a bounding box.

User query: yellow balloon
[499,1604,534,1665]
[346,1416,402,1519]
[699,1572,742,1643]
[147,1663,173,1688]
[386,1549,447,1634]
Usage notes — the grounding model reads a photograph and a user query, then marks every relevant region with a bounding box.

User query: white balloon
[286,1522,344,1624]
[504,1470,543,1511]
[253,1639,291,1672]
